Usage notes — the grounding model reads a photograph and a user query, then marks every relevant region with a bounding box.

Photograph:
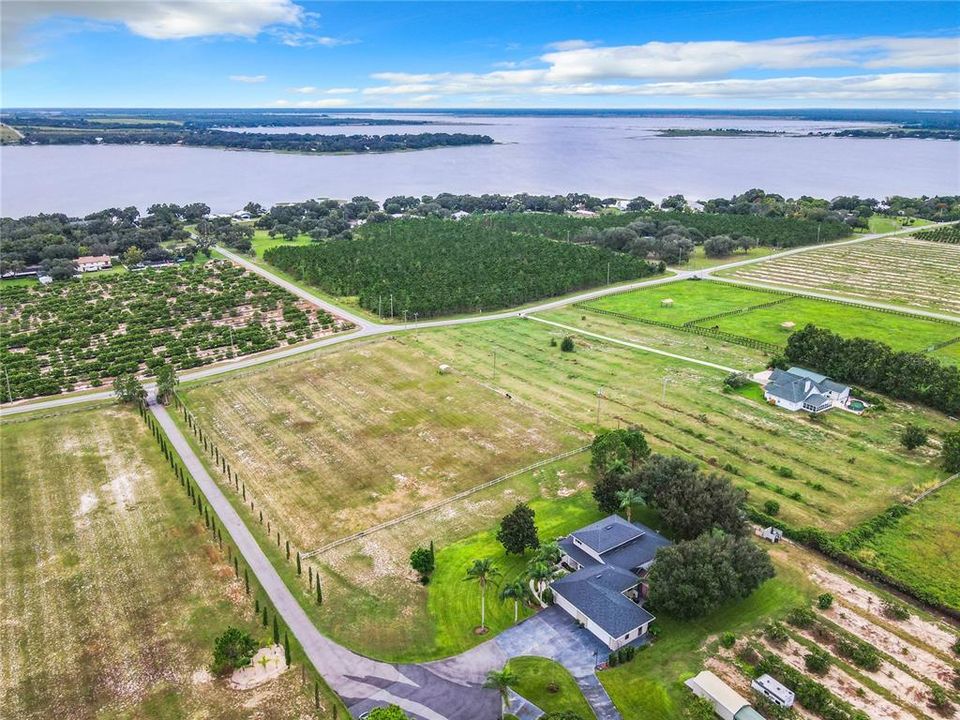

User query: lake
[2,113,958,216]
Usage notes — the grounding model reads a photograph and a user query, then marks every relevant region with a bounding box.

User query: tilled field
[0,405,325,719]
[718,236,960,317]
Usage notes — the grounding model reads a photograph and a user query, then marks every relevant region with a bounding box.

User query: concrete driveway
[493,607,623,720]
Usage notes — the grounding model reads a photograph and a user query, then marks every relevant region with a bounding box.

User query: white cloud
[273,98,352,108]
[291,86,318,94]
[269,29,356,48]
[539,36,960,82]
[533,73,959,102]
[230,74,267,83]
[2,0,352,67]
[357,34,959,105]
[545,39,599,52]
[325,87,357,94]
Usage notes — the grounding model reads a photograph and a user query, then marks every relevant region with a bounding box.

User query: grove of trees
[264,219,660,317]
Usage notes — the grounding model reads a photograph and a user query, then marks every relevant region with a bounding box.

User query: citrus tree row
[264,218,662,317]
[0,262,343,400]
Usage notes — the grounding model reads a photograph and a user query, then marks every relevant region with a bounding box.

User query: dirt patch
[760,636,907,720]
[229,645,287,690]
[811,566,959,662]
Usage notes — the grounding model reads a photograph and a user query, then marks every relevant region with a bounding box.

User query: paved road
[4,220,956,417]
[151,398,500,720]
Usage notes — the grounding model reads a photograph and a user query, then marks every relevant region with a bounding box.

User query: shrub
[930,686,954,715]
[818,593,834,610]
[410,546,435,582]
[776,466,795,479]
[737,645,760,665]
[211,627,258,675]
[900,423,928,450]
[786,607,817,628]
[723,372,751,390]
[560,336,575,352]
[804,649,831,675]
[720,632,736,649]
[882,599,911,621]
[765,622,789,644]
[763,500,780,516]
[836,637,881,671]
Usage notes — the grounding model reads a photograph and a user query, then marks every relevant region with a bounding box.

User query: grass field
[587,281,776,325]
[509,657,596,719]
[0,405,329,719]
[582,279,960,361]
[177,338,587,555]
[717,236,960,317]
[675,245,778,271]
[599,548,817,720]
[406,319,952,533]
[856,480,960,610]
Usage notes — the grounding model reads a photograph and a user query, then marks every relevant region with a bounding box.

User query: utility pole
[1,365,11,403]
[403,310,408,328]
[596,386,604,426]
[492,350,497,381]
[817,222,822,244]
[228,326,236,356]
[378,295,382,320]
[661,375,670,402]
[607,261,611,285]
[390,294,394,319]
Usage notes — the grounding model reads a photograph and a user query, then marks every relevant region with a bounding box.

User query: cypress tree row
[272,616,279,645]
[284,633,291,666]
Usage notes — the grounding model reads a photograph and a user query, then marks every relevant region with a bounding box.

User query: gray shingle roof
[766,367,849,406]
[787,366,828,383]
[570,515,645,554]
[559,538,600,569]
[551,565,655,638]
[601,526,672,571]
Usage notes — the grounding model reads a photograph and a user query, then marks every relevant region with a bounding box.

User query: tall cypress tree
[286,540,290,560]
[244,568,249,595]
[262,605,268,627]
[284,633,291,666]
[296,552,302,576]
[272,616,280,645]
[316,578,323,605]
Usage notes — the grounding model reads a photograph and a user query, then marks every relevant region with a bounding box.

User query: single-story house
[685,671,766,720]
[763,366,850,413]
[751,674,794,708]
[75,255,112,273]
[552,515,671,650]
[232,211,252,220]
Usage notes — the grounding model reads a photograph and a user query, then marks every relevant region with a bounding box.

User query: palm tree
[484,664,518,718]
[526,561,558,607]
[616,488,645,523]
[464,558,502,632]
[498,578,529,623]
[532,540,561,566]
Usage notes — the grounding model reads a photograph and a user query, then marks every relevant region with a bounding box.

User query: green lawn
[586,280,776,325]
[427,493,605,657]
[600,556,817,720]
[509,657,596,719]
[704,295,958,355]
[251,229,313,255]
[857,479,960,610]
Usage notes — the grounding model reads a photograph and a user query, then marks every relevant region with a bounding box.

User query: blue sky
[2,1,958,108]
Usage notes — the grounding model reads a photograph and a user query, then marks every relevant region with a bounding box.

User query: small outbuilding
[685,671,766,720]
[660,298,674,308]
[756,527,783,543]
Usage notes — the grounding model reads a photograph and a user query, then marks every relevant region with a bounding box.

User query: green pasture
[586,281,778,325]
[703,295,959,356]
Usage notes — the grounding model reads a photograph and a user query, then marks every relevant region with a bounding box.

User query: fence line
[302,445,590,558]
[908,471,960,506]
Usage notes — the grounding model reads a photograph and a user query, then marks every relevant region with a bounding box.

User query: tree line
[781,324,960,415]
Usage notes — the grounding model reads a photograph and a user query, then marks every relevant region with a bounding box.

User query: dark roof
[559,538,600,569]
[787,367,828,383]
[601,526,672,571]
[766,368,849,405]
[571,515,644,554]
[552,565,655,638]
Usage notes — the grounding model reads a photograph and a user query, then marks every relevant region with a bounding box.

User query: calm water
[2,113,958,216]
